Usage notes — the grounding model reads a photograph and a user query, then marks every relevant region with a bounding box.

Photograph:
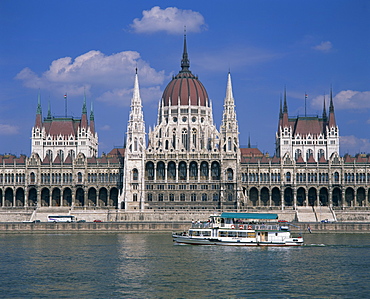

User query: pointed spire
[329,87,336,127]
[34,91,43,128]
[90,101,94,121]
[180,28,190,73]
[47,100,52,119]
[329,87,334,113]
[89,101,95,134]
[133,67,141,103]
[82,90,87,114]
[81,91,88,128]
[281,87,289,128]
[36,90,42,115]
[248,134,251,148]
[283,86,288,113]
[226,72,234,100]
[322,94,327,121]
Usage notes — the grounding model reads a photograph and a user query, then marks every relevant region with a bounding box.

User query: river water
[0,233,369,298]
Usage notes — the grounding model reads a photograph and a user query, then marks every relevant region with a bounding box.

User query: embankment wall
[0,222,369,234]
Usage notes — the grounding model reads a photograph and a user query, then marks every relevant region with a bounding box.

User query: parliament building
[1,37,369,212]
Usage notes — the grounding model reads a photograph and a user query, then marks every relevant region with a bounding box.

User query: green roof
[220,212,278,220]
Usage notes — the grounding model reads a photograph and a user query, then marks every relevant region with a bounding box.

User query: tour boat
[172,212,303,246]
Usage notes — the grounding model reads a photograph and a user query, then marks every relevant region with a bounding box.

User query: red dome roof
[161,35,209,107]
[162,72,208,107]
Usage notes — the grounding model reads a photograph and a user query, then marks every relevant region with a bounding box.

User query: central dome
[161,36,209,107]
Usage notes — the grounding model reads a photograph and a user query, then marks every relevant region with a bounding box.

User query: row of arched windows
[28,172,121,185]
[145,161,222,181]
[147,193,220,202]
[0,173,25,184]
[46,149,76,161]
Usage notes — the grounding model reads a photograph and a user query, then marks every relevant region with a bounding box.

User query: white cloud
[100,125,111,131]
[15,50,165,106]
[311,90,370,110]
[340,135,370,155]
[0,124,19,135]
[130,6,207,34]
[312,41,333,52]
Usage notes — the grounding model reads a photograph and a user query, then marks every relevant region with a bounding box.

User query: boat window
[219,231,227,237]
[202,231,211,237]
[238,232,247,238]
[247,232,256,238]
[228,231,237,237]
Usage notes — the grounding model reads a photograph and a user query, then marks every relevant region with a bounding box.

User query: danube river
[0,233,369,298]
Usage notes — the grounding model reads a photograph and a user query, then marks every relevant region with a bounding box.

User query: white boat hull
[172,234,304,246]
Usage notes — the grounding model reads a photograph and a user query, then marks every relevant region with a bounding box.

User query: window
[132,169,138,181]
[286,172,291,183]
[202,193,208,201]
[191,194,196,201]
[145,162,154,180]
[77,172,83,183]
[179,162,187,180]
[182,129,188,150]
[157,162,165,180]
[227,168,233,181]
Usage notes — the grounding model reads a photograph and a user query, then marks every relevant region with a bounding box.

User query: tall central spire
[180,29,190,73]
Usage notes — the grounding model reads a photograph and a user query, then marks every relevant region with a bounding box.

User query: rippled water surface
[0,233,369,298]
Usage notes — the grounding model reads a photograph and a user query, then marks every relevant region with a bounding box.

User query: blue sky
[0,0,369,156]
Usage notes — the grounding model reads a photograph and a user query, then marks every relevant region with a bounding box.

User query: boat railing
[190,222,283,231]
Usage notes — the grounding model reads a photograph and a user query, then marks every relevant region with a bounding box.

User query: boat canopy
[219,212,278,220]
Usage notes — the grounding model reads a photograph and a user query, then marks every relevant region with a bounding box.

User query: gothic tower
[121,69,146,210]
[220,72,240,208]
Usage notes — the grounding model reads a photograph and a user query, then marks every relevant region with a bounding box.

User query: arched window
[57,150,64,161]
[213,193,219,201]
[182,129,188,150]
[134,137,138,151]
[145,162,154,180]
[179,162,187,180]
[133,194,137,201]
[227,168,233,181]
[228,137,232,151]
[189,162,198,180]
[68,149,75,159]
[200,162,209,179]
[172,129,176,149]
[46,150,53,161]
[318,149,325,160]
[191,193,196,201]
[306,149,313,161]
[192,128,197,148]
[286,172,291,183]
[169,194,174,201]
[132,168,138,181]
[168,162,176,180]
[334,172,339,183]
[77,172,83,183]
[295,149,302,160]
[202,193,208,201]
[180,193,186,201]
[147,193,152,201]
[211,162,220,180]
[30,172,36,184]
[157,162,165,180]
